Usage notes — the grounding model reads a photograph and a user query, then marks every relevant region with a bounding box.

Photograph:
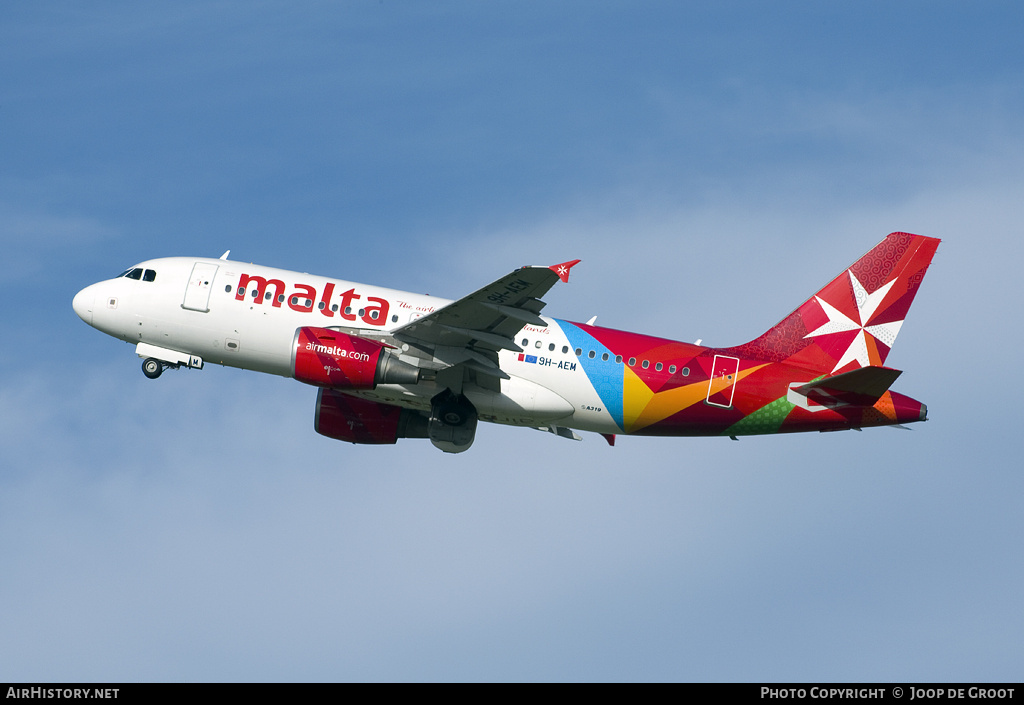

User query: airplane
[72,231,939,453]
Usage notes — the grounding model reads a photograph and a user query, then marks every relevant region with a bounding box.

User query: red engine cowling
[292,327,419,389]
[314,388,428,444]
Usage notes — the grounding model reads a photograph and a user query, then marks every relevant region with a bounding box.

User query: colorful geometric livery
[551,233,938,437]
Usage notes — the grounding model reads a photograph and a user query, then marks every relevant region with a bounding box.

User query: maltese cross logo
[804,270,904,372]
[548,260,580,283]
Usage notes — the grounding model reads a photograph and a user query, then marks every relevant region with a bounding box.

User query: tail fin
[729,232,940,373]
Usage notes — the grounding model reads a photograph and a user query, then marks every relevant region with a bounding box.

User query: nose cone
[73,285,95,325]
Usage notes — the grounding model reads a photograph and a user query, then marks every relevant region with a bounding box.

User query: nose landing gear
[141,358,164,379]
[136,344,204,379]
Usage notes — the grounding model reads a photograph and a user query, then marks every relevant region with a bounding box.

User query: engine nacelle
[314,388,428,444]
[292,326,420,389]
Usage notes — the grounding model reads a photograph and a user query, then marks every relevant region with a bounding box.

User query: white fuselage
[73,257,618,434]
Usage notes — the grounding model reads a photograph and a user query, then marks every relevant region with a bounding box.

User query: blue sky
[2,2,1022,681]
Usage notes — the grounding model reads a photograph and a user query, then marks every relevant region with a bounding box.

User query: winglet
[549,259,581,283]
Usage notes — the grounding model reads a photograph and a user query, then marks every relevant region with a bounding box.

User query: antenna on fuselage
[219,250,230,260]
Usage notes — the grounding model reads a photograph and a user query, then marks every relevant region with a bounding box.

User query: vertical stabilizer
[727,232,940,374]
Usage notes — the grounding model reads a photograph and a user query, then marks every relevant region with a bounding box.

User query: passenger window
[642,360,649,369]
[238,287,246,296]
[143,270,156,282]
[682,367,690,376]
[549,343,555,351]
[562,346,569,354]
[575,348,582,356]
[392,315,398,323]
[628,357,636,366]
[655,362,663,371]
[588,350,596,359]
[225,285,232,293]
[669,365,676,374]
[318,302,326,310]
[601,353,609,361]
[333,304,340,312]
[278,294,285,303]
[535,340,542,349]
[265,292,272,301]
[615,355,622,363]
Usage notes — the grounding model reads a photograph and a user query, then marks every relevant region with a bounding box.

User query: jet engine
[428,389,478,453]
[292,326,420,389]
[314,388,428,444]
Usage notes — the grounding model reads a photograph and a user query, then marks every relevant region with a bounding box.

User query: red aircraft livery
[73,232,939,452]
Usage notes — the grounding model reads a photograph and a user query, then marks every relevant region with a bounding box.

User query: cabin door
[706,355,740,408]
[182,262,219,313]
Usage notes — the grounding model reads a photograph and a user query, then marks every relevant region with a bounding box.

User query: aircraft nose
[73,285,95,325]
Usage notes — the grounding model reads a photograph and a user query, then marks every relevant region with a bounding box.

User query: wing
[392,260,581,391]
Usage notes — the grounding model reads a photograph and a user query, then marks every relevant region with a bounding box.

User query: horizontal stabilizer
[795,366,902,406]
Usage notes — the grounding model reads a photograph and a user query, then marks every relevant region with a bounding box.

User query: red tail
[727,232,940,374]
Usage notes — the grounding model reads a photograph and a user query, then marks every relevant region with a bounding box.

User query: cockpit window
[117,267,155,281]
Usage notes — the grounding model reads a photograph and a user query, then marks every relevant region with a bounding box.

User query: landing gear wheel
[142,358,163,379]
[428,390,479,453]
[432,391,472,428]
[441,406,466,426]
